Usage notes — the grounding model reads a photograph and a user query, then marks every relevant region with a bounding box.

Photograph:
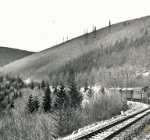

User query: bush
[54,107,82,138]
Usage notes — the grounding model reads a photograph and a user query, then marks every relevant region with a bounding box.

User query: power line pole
[126,72,128,89]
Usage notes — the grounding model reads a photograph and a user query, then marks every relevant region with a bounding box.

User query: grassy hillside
[0,47,34,67]
[0,15,150,86]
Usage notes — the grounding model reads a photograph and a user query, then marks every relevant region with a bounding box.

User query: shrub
[54,107,82,138]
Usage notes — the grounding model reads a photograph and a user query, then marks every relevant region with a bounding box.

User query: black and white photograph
[0,0,150,139]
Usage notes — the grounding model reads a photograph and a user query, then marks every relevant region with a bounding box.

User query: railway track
[62,102,150,140]
[88,108,150,140]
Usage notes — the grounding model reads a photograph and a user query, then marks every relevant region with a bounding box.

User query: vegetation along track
[62,102,150,140]
[79,104,150,140]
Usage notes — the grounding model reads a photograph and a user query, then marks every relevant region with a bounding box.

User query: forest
[49,28,150,89]
[0,73,127,139]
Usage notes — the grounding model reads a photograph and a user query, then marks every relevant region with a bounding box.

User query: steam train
[109,86,150,101]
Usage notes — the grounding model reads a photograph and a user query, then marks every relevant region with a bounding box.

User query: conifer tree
[42,85,52,112]
[30,81,34,90]
[38,83,40,89]
[25,94,35,113]
[55,84,66,109]
[101,86,105,94]
[69,81,82,108]
[84,78,88,92]
[8,95,10,104]
[41,80,45,89]
[16,76,22,83]
[13,92,18,99]
[19,91,22,98]
[10,101,14,108]
[6,74,10,81]
[0,76,3,83]
[33,96,40,111]
[68,68,83,108]
[10,77,15,83]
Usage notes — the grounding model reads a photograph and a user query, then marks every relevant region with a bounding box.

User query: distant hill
[0,15,150,88]
[0,47,34,67]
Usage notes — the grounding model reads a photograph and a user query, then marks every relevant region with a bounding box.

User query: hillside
[0,47,34,67]
[0,15,150,87]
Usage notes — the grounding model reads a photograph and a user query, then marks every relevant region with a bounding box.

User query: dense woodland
[49,28,150,88]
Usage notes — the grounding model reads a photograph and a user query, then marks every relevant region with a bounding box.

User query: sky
[0,0,150,52]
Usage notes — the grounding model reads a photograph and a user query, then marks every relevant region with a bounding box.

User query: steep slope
[0,15,150,82]
[0,47,34,67]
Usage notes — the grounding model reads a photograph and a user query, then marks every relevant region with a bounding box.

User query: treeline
[0,75,24,110]
[25,69,83,114]
[0,74,47,111]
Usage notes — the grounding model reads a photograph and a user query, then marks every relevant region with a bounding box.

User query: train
[109,86,150,101]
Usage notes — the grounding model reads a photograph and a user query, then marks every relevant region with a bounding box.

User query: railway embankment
[61,101,149,140]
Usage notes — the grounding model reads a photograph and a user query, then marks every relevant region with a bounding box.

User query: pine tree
[13,92,18,99]
[25,94,35,113]
[8,95,10,104]
[84,78,88,92]
[42,85,52,112]
[55,84,66,109]
[19,91,22,98]
[101,86,105,94]
[30,81,34,90]
[41,80,45,89]
[6,74,10,81]
[16,76,22,83]
[0,76,3,83]
[10,77,15,83]
[33,96,40,111]
[38,83,40,89]
[10,101,14,108]
[68,69,83,108]
[69,81,82,108]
